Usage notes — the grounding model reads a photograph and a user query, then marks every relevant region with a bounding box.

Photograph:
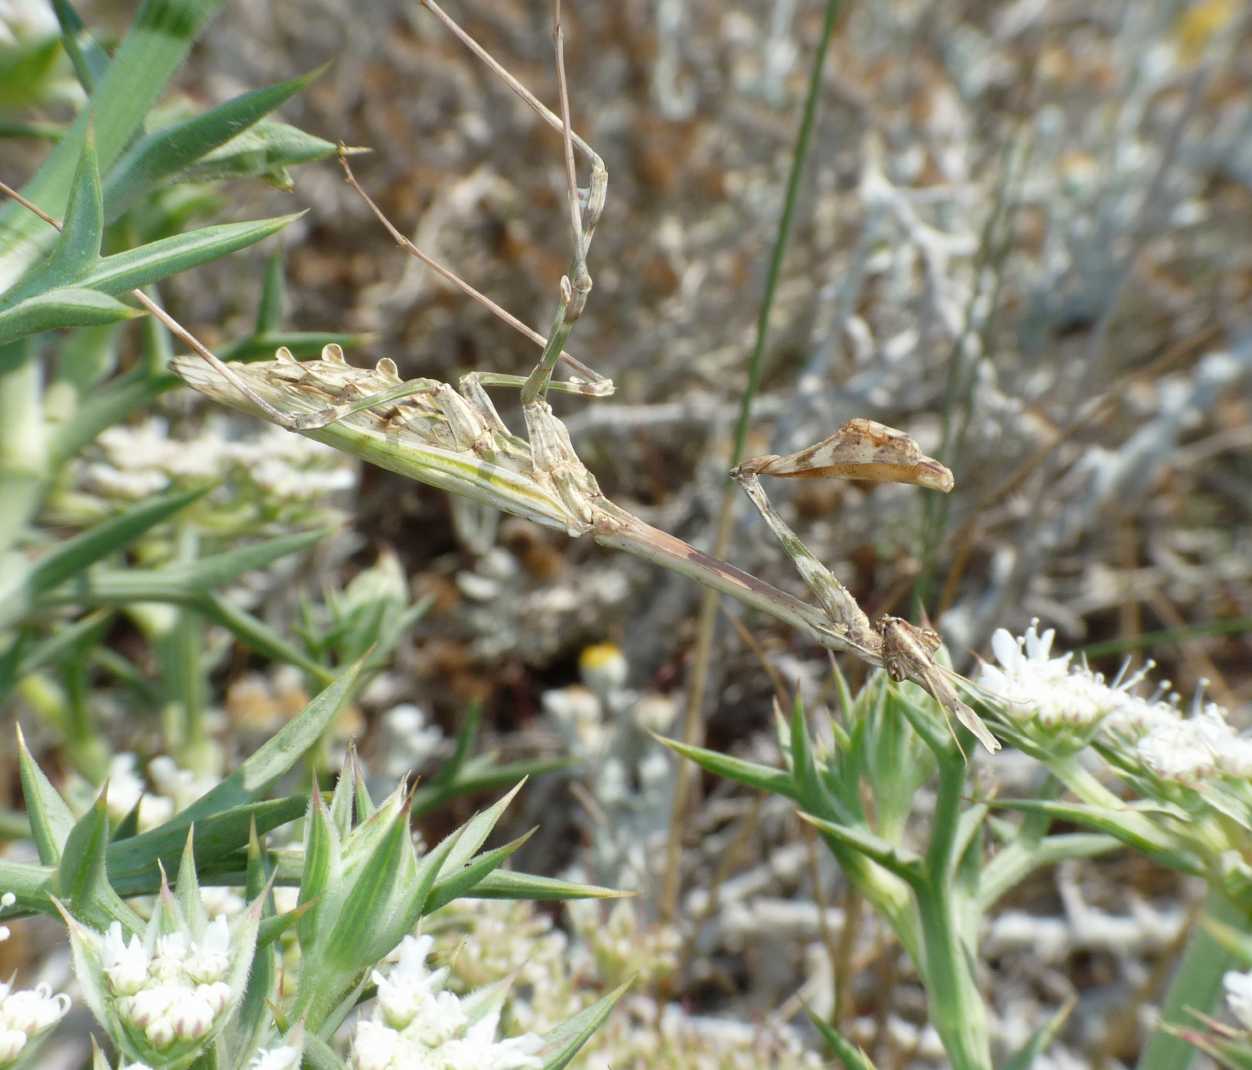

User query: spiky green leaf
[78,211,302,295]
[539,981,631,1070]
[0,0,229,285]
[0,287,141,347]
[657,735,797,800]
[809,1011,879,1070]
[104,67,327,219]
[16,725,75,864]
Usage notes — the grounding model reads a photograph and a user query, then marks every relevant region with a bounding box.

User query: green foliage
[663,673,1126,1069]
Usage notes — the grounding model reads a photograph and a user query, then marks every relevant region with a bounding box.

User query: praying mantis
[167,0,999,754]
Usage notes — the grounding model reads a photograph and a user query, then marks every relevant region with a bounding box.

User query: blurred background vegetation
[1,0,1250,1065]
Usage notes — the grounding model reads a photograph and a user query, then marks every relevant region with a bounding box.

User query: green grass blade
[36,127,104,286]
[200,592,335,685]
[658,735,798,800]
[106,796,305,894]
[16,726,75,865]
[424,831,535,912]
[0,0,228,283]
[50,528,328,607]
[178,116,340,189]
[809,1010,880,1070]
[0,288,141,347]
[539,981,632,1070]
[79,211,303,295]
[103,66,327,219]
[27,484,205,597]
[0,35,61,110]
[463,869,627,902]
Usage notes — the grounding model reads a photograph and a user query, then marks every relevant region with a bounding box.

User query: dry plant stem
[833,885,863,1026]
[660,492,736,921]
[725,609,790,705]
[335,153,608,393]
[552,0,590,321]
[419,0,597,163]
[804,823,843,1025]
[417,0,608,288]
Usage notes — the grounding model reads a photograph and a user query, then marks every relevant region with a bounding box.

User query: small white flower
[184,917,231,983]
[1226,970,1252,1030]
[250,1045,302,1070]
[372,936,465,1042]
[978,623,1249,791]
[433,1015,543,1070]
[978,623,1113,728]
[0,979,71,1066]
[1219,737,1252,779]
[351,933,543,1070]
[0,1029,28,1064]
[351,1020,401,1070]
[1134,704,1236,786]
[200,885,247,918]
[1136,721,1216,784]
[103,922,150,995]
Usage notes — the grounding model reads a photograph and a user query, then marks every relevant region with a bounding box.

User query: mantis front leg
[733,420,1000,753]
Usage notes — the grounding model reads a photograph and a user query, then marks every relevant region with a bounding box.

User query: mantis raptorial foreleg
[733,419,1001,753]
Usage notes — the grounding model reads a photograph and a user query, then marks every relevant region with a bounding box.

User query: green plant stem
[908,748,993,1069]
[662,0,846,923]
[916,885,992,1070]
[0,339,46,553]
[1138,887,1246,1070]
[925,752,965,883]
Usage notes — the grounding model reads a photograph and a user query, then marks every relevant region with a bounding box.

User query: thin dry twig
[335,150,609,392]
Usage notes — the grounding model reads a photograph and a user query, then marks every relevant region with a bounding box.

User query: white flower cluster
[103,753,220,832]
[83,418,356,503]
[979,621,1252,787]
[351,935,543,1070]
[978,623,1142,729]
[0,976,70,1067]
[100,919,233,1050]
[1132,702,1252,786]
[569,899,681,988]
[433,899,822,1070]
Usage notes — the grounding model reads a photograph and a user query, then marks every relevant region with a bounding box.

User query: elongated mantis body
[164,0,998,753]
